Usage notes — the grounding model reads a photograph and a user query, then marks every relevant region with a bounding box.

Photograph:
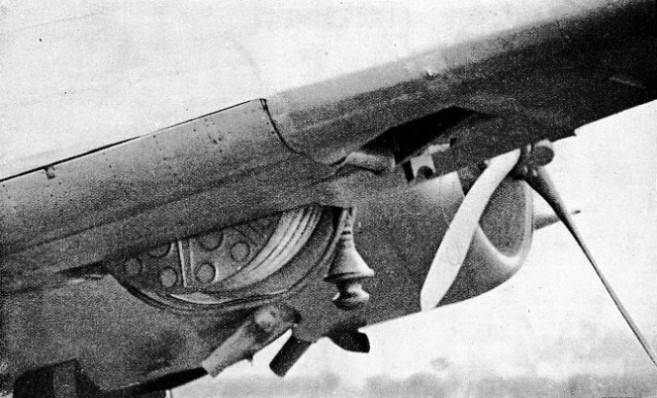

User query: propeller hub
[514,139,555,178]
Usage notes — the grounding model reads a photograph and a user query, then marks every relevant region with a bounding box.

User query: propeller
[420,149,521,310]
[420,145,657,368]
[521,165,657,368]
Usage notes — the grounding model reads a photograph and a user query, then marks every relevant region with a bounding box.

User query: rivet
[197,231,224,251]
[45,166,56,180]
[196,262,216,284]
[159,268,178,288]
[230,242,251,262]
[124,258,142,277]
[148,244,171,258]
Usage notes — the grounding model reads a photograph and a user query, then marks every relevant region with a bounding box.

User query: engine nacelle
[439,169,533,305]
[354,165,533,309]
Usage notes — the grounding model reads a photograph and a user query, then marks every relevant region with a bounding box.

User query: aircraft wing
[2,0,655,287]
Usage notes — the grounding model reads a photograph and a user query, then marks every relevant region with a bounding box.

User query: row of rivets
[124,258,217,286]
[120,226,258,290]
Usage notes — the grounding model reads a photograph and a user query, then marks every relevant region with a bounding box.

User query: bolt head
[159,268,178,288]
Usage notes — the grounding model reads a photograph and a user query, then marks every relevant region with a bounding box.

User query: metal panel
[268,0,656,164]
[1,100,289,255]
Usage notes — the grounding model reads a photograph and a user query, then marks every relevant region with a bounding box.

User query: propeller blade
[420,149,521,310]
[523,166,657,368]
